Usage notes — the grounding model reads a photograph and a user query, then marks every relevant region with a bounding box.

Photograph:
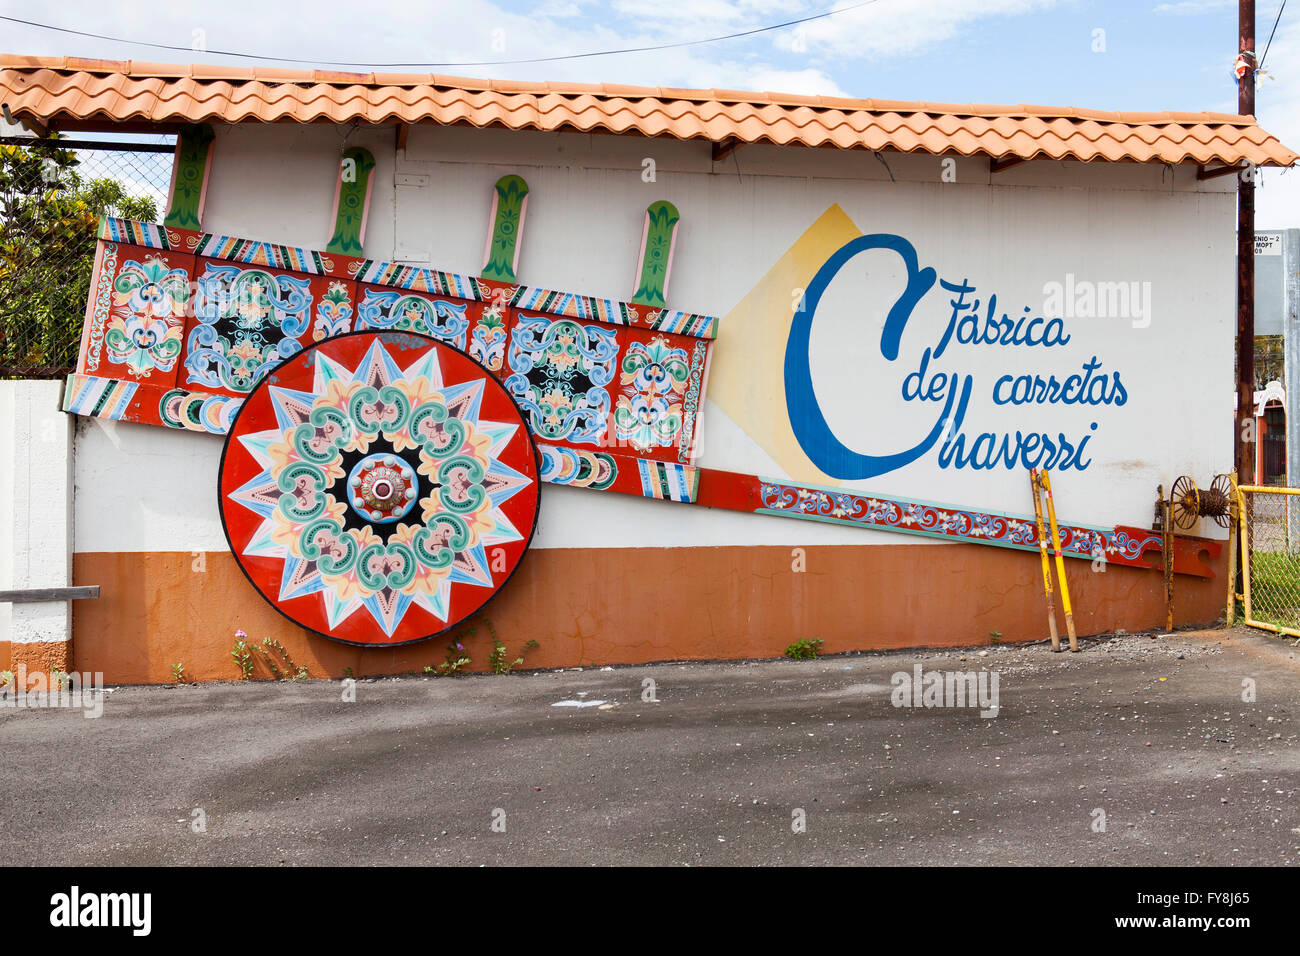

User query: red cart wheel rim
[219,331,540,647]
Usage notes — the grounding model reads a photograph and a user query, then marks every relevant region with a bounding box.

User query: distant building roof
[1,55,1295,168]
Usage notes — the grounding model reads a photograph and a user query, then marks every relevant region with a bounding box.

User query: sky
[1,0,1296,226]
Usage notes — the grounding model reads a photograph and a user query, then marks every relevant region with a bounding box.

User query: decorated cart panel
[62,137,1221,646]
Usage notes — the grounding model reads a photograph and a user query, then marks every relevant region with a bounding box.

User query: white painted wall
[72,123,1237,553]
[1,380,74,642]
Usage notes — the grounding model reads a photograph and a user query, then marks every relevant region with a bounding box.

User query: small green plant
[435,637,472,675]
[481,616,539,674]
[231,630,254,680]
[171,662,187,682]
[784,637,823,659]
[49,669,66,691]
[428,617,485,674]
[260,637,309,681]
[259,639,281,679]
[343,667,354,679]
[0,670,13,692]
[488,632,539,674]
[988,630,1002,644]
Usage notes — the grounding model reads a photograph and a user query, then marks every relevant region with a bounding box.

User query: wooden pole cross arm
[0,586,100,603]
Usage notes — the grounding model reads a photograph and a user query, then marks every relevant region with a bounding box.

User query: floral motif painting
[184,262,319,394]
[356,288,470,348]
[614,334,690,452]
[504,315,618,445]
[101,255,191,377]
[469,305,507,371]
[313,282,354,341]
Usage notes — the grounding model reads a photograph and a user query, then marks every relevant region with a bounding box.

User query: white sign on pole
[1256,232,1283,256]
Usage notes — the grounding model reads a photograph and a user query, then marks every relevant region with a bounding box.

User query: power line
[1259,0,1287,72]
[0,2,883,69]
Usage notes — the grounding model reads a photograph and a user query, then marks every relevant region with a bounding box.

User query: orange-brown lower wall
[5,640,71,673]
[69,544,1227,684]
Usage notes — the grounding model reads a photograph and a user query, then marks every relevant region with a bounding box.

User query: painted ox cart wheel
[218,331,541,646]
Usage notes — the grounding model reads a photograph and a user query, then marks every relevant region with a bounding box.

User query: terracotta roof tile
[0,55,1293,167]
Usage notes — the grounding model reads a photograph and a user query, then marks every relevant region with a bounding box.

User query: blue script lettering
[939,421,1098,471]
[934,279,1070,358]
[991,357,1128,407]
[784,234,973,480]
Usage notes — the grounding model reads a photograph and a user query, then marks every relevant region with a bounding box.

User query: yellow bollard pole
[1226,475,1239,626]
[1039,469,1078,652]
[1238,486,1252,625]
[1029,469,1061,652]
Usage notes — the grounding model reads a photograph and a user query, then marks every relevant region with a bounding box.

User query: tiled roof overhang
[1,55,1295,168]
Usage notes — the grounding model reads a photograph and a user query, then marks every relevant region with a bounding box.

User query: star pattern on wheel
[227,339,532,637]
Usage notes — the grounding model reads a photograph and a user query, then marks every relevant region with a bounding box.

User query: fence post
[1238,486,1252,624]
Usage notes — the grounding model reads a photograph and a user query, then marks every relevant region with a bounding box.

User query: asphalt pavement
[2,627,1297,865]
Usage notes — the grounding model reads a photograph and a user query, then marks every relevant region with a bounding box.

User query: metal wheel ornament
[1169,475,1200,531]
[218,331,541,646]
[1207,474,1234,529]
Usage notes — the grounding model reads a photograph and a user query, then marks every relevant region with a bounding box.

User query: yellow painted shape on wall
[709,203,863,486]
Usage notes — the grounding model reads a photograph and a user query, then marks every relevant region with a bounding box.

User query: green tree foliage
[0,143,158,376]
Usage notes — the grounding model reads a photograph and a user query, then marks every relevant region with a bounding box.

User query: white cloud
[533,0,584,17]
[0,0,1062,97]
[1153,1,1232,15]
[722,66,851,97]
[610,0,750,26]
[772,0,1063,60]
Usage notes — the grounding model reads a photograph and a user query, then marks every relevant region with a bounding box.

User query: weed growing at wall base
[231,630,253,680]
[489,637,540,674]
[478,616,536,673]
[424,617,536,674]
[784,638,823,659]
[259,637,309,681]
[227,631,310,681]
[429,639,472,675]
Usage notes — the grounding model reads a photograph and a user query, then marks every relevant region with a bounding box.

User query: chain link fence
[0,136,174,378]
[1240,485,1300,637]
[1254,334,1284,390]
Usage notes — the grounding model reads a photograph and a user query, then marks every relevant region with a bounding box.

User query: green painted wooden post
[326,146,376,257]
[163,124,215,231]
[631,200,680,309]
[480,174,530,283]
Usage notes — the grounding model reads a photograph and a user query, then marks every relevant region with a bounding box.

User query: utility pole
[1237,0,1256,485]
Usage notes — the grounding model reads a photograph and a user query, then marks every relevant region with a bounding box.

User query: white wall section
[70,125,1235,553]
[1,380,73,643]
